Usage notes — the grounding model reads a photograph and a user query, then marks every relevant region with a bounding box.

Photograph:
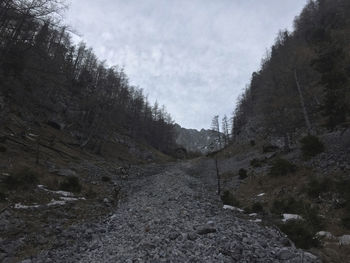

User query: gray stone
[187,232,198,241]
[277,249,296,260]
[196,227,216,235]
[169,232,180,240]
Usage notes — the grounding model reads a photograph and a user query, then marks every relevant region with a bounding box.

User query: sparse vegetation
[306,177,333,198]
[263,145,279,153]
[271,197,305,215]
[238,168,248,179]
[250,158,265,168]
[342,217,350,229]
[2,168,39,190]
[59,176,82,193]
[279,221,320,249]
[251,202,264,213]
[0,145,7,152]
[300,135,325,159]
[268,158,296,177]
[101,176,111,182]
[221,190,240,207]
[0,192,7,202]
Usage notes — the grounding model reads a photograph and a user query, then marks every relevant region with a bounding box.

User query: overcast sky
[65,0,307,130]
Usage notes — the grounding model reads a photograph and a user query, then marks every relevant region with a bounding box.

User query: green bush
[238,168,248,179]
[306,177,334,198]
[251,202,264,213]
[250,158,265,168]
[279,221,320,249]
[0,192,7,202]
[221,190,240,207]
[268,158,296,176]
[2,168,38,190]
[59,176,82,193]
[101,176,111,182]
[271,197,305,215]
[300,135,325,159]
[342,217,350,229]
[272,197,324,230]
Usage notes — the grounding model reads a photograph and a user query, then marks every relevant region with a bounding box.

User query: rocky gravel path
[33,160,319,263]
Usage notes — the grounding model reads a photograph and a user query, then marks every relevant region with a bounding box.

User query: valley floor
[29,160,318,263]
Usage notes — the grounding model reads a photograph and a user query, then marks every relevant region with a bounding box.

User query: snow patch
[282,214,303,222]
[257,193,265,197]
[316,231,335,240]
[14,203,40,209]
[249,213,258,217]
[339,235,350,245]
[223,205,244,212]
[38,185,74,197]
[47,199,66,206]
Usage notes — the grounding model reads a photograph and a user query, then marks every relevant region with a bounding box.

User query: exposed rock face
[174,124,222,154]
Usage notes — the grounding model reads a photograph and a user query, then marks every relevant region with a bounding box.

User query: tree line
[231,0,350,147]
[0,0,176,153]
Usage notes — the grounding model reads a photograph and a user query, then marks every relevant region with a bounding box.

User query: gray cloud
[65,0,307,129]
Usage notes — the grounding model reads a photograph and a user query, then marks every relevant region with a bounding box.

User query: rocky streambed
[24,160,318,262]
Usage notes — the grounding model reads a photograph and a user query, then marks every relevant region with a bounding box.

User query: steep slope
[232,0,350,146]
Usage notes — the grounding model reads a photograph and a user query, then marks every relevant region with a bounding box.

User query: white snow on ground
[249,213,258,217]
[316,231,335,240]
[282,214,303,222]
[257,193,265,197]
[223,205,244,212]
[339,235,350,245]
[14,203,40,209]
[13,186,85,209]
[38,185,74,197]
[60,197,86,201]
[249,219,262,223]
[47,199,67,206]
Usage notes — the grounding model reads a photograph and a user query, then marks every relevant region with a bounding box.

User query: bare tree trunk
[294,69,312,133]
[215,157,221,195]
[284,133,290,152]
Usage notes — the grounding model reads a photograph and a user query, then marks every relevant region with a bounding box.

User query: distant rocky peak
[174,124,223,154]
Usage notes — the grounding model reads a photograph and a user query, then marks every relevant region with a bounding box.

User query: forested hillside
[232,0,350,146]
[0,0,176,153]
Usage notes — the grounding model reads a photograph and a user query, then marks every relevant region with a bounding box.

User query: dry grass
[232,163,350,262]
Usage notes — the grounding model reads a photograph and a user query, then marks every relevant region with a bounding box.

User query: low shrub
[306,177,334,198]
[0,145,7,152]
[86,187,97,199]
[2,168,38,190]
[101,176,111,182]
[300,135,325,159]
[271,197,305,215]
[238,168,248,179]
[268,158,296,177]
[59,176,82,193]
[221,190,240,207]
[342,217,350,229]
[251,202,264,213]
[0,192,7,202]
[250,140,256,146]
[279,221,320,249]
[263,144,279,153]
[250,158,265,168]
[272,197,324,230]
